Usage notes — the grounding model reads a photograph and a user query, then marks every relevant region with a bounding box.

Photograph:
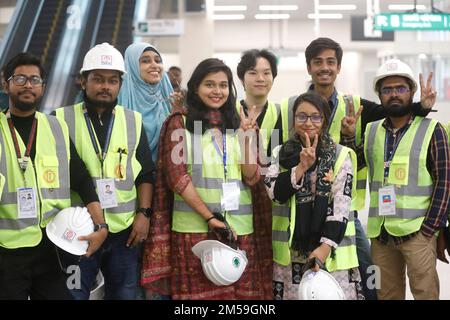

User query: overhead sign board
[351,16,394,41]
[135,19,184,36]
[374,13,450,30]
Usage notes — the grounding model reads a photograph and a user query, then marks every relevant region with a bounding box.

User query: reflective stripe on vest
[0,112,71,248]
[172,117,253,235]
[271,143,358,272]
[365,117,436,238]
[56,103,141,233]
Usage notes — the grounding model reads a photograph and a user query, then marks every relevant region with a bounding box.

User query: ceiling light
[259,5,298,11]
[255,13,290,20]
[318,4,357,10]
[213,14,245,20]
[388,4,427,10]
[307,13,343,19]
[213,5,247,12]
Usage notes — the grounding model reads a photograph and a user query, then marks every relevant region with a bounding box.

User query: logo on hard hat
[62,228,76,242]
[232,256,240,268]
[101,55,113,66]
[386,62,398,71]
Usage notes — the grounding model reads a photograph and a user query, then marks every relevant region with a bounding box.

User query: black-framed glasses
[380,85,409,96]
[7,74,44,86]
[295,113,323,124]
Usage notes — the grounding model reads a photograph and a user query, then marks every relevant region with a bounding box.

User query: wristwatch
[136,207,153,218]
[94,223,109,232]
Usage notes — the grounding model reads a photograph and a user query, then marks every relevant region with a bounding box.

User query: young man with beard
[54,43,155,300]
[353,59,449,299]
[0,53,106,299]
[281,38,436,300]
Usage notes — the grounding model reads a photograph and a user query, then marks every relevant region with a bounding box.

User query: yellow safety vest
[271,143,359,272]
[364,117,437,238]
[0,112,71,249]
[280,93,365,210]
[55,103,142,233]
[172,116,253,234]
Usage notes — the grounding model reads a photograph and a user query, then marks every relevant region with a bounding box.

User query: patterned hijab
[118,42,173,162]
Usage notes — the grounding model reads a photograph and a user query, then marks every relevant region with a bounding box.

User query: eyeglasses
[295,113,323,124]
[380,85,409,96]
[8,74,44,86]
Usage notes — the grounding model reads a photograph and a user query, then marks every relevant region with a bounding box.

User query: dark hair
[305,37,343,67]
[186,58,240,133]
[3,52,46,82]
[237,49,278,81]
[291,92,331,141]
[169,66,181,72]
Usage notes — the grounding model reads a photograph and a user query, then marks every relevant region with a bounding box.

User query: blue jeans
[70,227,138,300]
[354,215,378,300]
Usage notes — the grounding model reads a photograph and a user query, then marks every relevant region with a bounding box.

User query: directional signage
[135,19,185,36]
[374,13,450,30]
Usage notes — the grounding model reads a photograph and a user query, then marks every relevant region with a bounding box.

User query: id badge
[17,187,37,218]
[96,178,118,209]
[221,182,240,211]
[378,185,396,216]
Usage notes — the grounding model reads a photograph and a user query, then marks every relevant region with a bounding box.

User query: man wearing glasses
[353,59,449,299]
[0,53,106,299]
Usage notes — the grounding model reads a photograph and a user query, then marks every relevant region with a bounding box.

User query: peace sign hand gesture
[299,133,318,171]
[341,96,363,137]
[239,105,257,131]
[420,72,436,110]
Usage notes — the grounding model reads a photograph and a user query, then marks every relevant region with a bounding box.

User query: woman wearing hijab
[118,42,183,163]
[265,92,363,300]
[141,58,273,300]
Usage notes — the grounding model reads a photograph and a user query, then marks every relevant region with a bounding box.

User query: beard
[383,96,413,117]
[83,91,117,110]
[10,93,41,111]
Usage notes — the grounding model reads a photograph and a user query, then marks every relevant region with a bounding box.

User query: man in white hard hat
[55,43,155,300]
[359,58,449,299]
[0,53,106,299]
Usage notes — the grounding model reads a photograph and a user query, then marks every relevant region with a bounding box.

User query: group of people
[0,36,448,301]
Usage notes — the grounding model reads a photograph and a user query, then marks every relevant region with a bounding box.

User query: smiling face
[196,71,229,110]
[242,57,273,99]
[139,50,163,84]
[307,48,341,87]
[294,101,324,145]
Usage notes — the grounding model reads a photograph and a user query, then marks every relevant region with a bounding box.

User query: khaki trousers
[371,232,439,300]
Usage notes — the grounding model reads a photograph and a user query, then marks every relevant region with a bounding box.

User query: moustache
[388,98,402,104]
[18,90,36,97]
[97,91,112,97]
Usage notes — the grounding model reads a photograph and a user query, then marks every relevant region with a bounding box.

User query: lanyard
[83,108,115,172]
[6,111,37,172]
[211,130,227,181]
[383,123,410,178]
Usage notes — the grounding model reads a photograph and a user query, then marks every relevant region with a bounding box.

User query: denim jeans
[354,215,378,300]
[70,227,138,300]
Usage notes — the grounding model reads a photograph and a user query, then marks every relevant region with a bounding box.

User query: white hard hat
[298,269,345,300]
[192,240,248,286]
[373,58,417,94]
[46,206,94,256]
[80,42,126,74]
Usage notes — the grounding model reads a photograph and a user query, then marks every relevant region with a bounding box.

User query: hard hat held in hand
[80,42,126,75]
[192,240,248,286]
[373,58,417,94]
[298,269,345,300]
[46,206,94,256]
